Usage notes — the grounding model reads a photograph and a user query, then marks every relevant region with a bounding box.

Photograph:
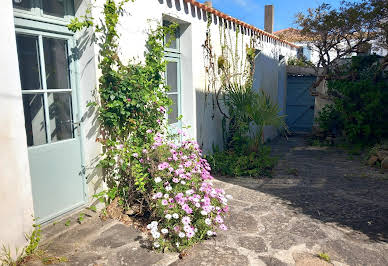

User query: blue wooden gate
[286,75,316,132]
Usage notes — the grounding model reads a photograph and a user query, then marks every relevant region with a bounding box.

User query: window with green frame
[163,20,181,125]
[13,0,74,20]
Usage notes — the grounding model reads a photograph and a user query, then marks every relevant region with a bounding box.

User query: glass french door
[15,29,85,223]
[165,57,181,127]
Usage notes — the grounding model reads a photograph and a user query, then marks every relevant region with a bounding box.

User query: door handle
[71,120,81,136]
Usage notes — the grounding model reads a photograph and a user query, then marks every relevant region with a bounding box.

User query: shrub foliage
[317,55,388,144]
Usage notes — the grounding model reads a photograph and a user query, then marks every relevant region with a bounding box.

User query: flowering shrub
[69,0,230,252]
[137,130,230,251]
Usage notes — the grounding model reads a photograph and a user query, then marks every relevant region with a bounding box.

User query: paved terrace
[30,136,388,265]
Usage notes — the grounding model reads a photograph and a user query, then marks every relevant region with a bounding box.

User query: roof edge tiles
[183,0,300,49]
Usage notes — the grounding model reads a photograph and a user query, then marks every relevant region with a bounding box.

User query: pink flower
[146,129,153,134]
[184,161,192,168]
[161,199,168,206]
[132,153,139,158]
[186,230,195,238]
[127,98,131,102]
[220,224,228,231]
[158,162,169,170]
[158,106,166,113]
[182,204,193,214]
[172,178,179,183]
[183,225,192,233]
[174,226,180,232]
[215,215,223,224]
[153,192,163,199]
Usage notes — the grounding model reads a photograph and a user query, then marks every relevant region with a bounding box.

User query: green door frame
[163,19,182,131]
[14,3,88,222]
[165,54,182,129]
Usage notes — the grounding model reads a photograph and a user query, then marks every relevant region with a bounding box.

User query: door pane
[16,35,42,91]
[167,61,178,93]
[168,94,178,124]
[48,92,74,142]
[13,0,32,11]
[43,38,71,90]
[22,94,48,146]
[41,0,66,18]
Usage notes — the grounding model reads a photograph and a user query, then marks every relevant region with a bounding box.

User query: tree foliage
[296,0,388,91]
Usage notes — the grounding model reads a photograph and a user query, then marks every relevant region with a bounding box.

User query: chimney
[264,5,274,34]
[204,1,212,8]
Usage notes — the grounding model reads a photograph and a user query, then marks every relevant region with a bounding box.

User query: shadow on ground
[217,135,388,243]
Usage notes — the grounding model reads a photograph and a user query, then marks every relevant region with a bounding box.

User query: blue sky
[197,0,348,32]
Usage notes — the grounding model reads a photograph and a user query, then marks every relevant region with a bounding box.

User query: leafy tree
[295,0,388,92]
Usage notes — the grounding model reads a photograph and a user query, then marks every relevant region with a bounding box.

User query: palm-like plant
[223,83,288,152]
[249,90,288,145]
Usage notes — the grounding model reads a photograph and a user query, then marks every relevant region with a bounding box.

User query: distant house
[1,0,298,251]
[274,27,388,66]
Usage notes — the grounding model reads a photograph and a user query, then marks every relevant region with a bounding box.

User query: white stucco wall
[73,0,102,200]
[0,0,34,254]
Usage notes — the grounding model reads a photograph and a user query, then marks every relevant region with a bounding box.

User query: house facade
[1,0,298,251]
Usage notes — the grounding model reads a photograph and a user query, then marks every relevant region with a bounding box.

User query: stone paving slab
[28,135,388,266]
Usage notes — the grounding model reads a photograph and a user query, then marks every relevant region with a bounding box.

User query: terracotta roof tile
[274,27,313,42]
[183,0,300,49]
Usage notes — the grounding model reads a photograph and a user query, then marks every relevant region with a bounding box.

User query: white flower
[161,228,168,234]
[154,177,162,183]
[226,194,233,199]
[147,224,152,229]
[185,189,194,195]
[150,221,158,228]
[165,214,172,220]
[152,231,161,239]
[201,210,208,216]
[179,232,185,238]
[176,242,180,247]
[207,230,213,236]
[154,242,160,248]
[180,181,186,185]
[205,218,211,225]
[165,186,172,191]
[172,213,179,219]
[194,228,198,232]
[164,194,169,199]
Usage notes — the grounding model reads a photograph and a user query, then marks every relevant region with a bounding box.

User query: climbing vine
[68,0,177,206]
[202,14,259,121]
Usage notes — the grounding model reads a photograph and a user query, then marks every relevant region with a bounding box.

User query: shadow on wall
[196,52,288,154]
[253,52,287,142]
[196,89,225,155]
